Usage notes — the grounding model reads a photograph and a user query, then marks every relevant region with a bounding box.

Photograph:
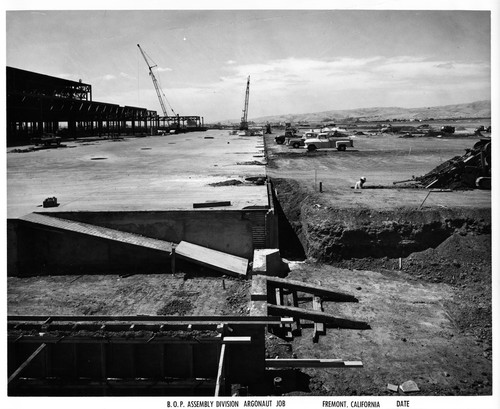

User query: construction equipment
[137,44,175,116]
[396,138,491,190]
[239,76,250,131]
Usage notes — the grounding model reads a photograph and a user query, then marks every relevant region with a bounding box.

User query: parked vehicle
[287,135,307,148]
[304,132,354,152]
[275,128,298,144]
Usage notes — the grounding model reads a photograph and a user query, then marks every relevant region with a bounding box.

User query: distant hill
[230,100,490,125]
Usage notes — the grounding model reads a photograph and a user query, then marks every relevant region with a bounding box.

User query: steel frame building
[6,67,205,145]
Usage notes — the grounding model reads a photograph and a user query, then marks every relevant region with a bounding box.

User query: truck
[275,128,298,144]
[284,130,319,148]
[304,131,354,152]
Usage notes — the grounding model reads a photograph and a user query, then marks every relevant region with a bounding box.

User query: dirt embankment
[273,178,491,261]
[272,178,492,359]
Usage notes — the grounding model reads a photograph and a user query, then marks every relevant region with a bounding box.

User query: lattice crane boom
[239,76,250,131]
[137,44,173,117]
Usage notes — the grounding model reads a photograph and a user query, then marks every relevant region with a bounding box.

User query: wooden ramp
[19,213,173,253]
[174,241,248,278]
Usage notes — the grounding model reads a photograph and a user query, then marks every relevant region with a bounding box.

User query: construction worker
[354,176,366,189]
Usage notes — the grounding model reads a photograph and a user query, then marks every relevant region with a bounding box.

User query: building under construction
[6,66,206,146]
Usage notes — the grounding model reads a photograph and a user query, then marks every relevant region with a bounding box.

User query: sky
[5,4,495,123]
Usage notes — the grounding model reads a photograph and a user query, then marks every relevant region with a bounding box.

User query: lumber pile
[264,276,369,342]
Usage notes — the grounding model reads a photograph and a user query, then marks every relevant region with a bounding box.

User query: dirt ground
[264,126,493,396]
[8,272,251,317]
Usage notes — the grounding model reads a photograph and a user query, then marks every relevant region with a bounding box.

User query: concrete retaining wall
[42,210,274,258]
[7,209,278,276]
[11,219,169,276]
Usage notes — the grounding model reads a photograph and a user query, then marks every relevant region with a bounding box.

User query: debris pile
[396,138,491,190]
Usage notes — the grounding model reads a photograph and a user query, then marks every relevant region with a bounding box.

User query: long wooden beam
[8,315,284,324]
[266,277,358,302]
[267,304,370,329]
[12,378,217,390]
[214,344,226,397]
[8,343,47,385]
[265,358,363,368]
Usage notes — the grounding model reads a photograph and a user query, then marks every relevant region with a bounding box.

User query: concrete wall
[7,208,278,276]
[45,210,270,258]
[12,220,169,276]
[7,219,19,276]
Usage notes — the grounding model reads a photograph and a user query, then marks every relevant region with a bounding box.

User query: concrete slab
[7,131,269,218]
[175,241,249,277]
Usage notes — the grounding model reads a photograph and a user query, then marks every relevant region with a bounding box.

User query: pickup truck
[304,131,354,152]
[275,129,297,144]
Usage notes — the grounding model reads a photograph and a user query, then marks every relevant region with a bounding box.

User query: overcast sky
[6,6,493,122]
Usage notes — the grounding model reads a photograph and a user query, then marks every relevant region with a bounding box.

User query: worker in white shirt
[354,176,366,189]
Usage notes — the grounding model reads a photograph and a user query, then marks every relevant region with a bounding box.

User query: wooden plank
[174,241,248,277]
[9,315,284,323]
[267,304,370,329]
[17,378,217,390]
[313,296,325,343]
[193,201,231,208]
[266,276,358,302]
[275,287,283,306]
[214,344,226,397]
[265,359,363,368]
[222,336,252,344]
[8,343,47,385]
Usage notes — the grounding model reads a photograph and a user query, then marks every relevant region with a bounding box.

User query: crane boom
[137,44,171,116]
[239,76,250,131]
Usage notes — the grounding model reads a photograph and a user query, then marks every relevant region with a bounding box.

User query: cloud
[435,62,455,69]
[102,56,490,121]
[102,74,116,81]
[157,67,173,72]
[217,56,489,97]
[226,60,237,65]
[119,72,134,79]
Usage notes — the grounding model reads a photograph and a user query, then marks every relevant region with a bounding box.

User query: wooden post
[291,290,301,334]
[171,247,176,274]
[313,296,325,343]
[73,343,78,380]
[188,344,194,378]
[275,288,292,339]
[100,343,107,396]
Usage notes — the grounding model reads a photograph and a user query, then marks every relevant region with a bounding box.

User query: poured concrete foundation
[7,131,277,276]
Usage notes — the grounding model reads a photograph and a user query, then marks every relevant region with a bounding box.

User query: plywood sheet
[175,241,248,277]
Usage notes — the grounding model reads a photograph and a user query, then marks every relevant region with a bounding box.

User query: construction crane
[239,76,250,131]
[137,44,175,117]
